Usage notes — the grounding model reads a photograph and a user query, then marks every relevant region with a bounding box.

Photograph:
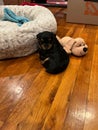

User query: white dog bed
[0,5,57,59]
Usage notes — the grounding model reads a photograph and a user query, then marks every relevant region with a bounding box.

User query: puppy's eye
[47,44,52,49]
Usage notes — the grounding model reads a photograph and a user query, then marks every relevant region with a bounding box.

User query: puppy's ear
[51,33,57,41]
[51,32,56,37]
[37,33,41,39]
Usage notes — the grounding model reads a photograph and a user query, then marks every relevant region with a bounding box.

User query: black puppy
[37,31,69,74]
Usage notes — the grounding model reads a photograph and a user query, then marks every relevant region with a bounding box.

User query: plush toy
[57,36,88,56]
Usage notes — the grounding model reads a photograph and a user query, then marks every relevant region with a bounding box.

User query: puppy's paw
[41,57,50,64]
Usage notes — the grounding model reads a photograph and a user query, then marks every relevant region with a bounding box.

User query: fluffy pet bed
[0,5,57,59]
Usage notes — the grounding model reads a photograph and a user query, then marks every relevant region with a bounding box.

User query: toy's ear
[60,38,75,54]
[56,35,61,41]
[63,46,71,54]
[56,36,71,53]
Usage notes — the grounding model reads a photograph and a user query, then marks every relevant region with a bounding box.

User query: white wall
[0,0,4,5]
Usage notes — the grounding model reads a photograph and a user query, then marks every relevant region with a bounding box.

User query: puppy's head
[37,31,56,50]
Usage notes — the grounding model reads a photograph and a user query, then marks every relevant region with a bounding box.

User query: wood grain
[0,7,98,130]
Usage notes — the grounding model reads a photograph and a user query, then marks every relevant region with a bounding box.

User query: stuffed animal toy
[57,36,88,56]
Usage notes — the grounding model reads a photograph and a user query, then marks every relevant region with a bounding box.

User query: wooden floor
[0,7,98,130]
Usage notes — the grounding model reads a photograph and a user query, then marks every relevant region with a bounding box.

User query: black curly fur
[37,31,69,74]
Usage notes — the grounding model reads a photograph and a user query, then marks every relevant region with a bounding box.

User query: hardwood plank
[0,70,50,130]
[42,57,81,130]
[84,30,98,130]
[16,74,63,130]
[0,54,45,129]
[63,25,97,130]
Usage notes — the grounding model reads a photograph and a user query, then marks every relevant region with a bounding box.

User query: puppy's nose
[83,47,88,52]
